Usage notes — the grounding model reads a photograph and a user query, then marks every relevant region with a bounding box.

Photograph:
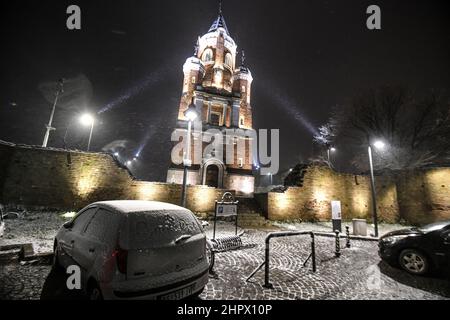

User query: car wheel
[191,286,205,299]
[399,249,429,275]
[87,281,104,300]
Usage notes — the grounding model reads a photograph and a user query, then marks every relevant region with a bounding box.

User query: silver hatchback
[54,200,209,300]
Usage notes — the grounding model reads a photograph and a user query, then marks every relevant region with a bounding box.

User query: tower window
[191,76,196,84]
[240,117,245,126]
[242,85,246,93]
[202,48,213,62]
[225,53,233,68]
[210,112,221,126]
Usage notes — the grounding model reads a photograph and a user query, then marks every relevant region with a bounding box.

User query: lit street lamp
[42,79,64,148]
[368,140,386,238]
[181,100,199,208]
[79,113,95,151]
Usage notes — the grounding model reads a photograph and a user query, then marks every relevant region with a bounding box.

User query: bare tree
[315,86,450,171]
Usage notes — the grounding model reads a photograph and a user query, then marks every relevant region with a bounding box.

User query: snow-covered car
[53,200,209,300]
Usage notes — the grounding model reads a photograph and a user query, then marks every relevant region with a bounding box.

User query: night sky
[0,0,449,182]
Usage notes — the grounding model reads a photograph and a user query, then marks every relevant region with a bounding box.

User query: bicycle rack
[245,231,316,289]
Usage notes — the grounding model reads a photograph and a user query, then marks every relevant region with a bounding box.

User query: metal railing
[246,231,316,289]
[245,227,365,289]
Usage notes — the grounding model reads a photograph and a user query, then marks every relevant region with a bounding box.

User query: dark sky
[0,0,449,182]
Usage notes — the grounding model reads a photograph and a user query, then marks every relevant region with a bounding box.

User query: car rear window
[129,210,202,249]
[84,209,122,244]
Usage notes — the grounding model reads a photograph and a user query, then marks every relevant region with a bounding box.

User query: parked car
[53,200,209,300]
[379,221,450,276]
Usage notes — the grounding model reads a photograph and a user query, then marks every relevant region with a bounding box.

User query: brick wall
[396,168,450,225]
[264,165,450,225]
[1,141,448,225]
[0,141,232,212]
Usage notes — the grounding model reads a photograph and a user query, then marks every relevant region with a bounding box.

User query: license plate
[158,284,195,300]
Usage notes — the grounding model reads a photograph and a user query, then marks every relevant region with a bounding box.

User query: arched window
[224,53,233,68]
[202,48,213,62]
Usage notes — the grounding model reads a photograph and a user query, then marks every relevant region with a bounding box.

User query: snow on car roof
[92,200,189,214]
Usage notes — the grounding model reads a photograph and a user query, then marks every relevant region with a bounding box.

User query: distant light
[135,153,140,158]
[184,103,199,121]
[185,109,198,121]
[61,212,77,219]
[289,168,293,172]
[330,147,336,152]
[114,152,119,157]
[126,161,132,166]
[133,157,137,161]
[79,113,95,126]
[373,141,386,150]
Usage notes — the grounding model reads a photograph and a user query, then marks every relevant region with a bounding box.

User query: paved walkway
[1,218,449,300]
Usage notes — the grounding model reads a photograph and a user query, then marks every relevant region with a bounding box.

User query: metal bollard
[311,233,316,273]
[346,226,351,248]
[335,230,341,257]
[264,240,273,289]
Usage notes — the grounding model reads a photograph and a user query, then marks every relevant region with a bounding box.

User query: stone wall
[0,141,232,212]
[396,168,450,225]
[1,141,448,225]
[264,165,450,225]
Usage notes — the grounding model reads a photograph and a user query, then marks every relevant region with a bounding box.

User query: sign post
[331,200,342,233]
[213,192,239,239]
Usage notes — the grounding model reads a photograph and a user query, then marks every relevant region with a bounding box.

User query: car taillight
[113,247,128,274]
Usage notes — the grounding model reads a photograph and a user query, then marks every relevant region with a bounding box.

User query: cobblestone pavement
[0,220,449,300]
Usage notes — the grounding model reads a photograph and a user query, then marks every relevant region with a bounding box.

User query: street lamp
[79,113,95,151]
[42,79,64,148]
[368,140,386,238]
[268,173,273,186]
[327,146,336,169]
[181,100,199,208]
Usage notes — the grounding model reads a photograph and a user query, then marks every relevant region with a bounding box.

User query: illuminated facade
[167,9,255,195]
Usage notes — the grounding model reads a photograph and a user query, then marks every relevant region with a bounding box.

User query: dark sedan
[379,221,450,276]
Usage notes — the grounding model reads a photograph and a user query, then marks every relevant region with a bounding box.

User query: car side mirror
[63,221,74,229]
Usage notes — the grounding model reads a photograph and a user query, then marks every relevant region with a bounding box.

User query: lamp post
[327,146,336,168]
[79,113,95,151]
[181,100,199,208]
[42,79,64,148]
[368,140,385,238]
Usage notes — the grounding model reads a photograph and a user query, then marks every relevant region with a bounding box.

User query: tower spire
[208,0,230,35]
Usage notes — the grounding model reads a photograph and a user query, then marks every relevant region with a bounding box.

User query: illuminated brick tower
[166,7,255,195]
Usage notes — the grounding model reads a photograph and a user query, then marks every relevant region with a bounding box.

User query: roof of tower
[208,12,230,35]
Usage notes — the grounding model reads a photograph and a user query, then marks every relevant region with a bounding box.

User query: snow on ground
[0,209,412,255]
[0,211,68,254]
[272,220,412,237]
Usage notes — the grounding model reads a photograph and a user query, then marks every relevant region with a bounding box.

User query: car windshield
[419,221,450,233]
[129,210,202,249]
